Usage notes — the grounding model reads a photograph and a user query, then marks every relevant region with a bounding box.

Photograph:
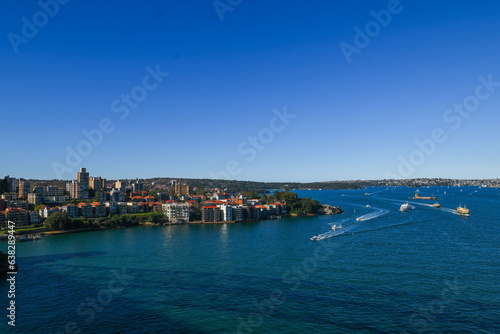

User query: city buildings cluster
[0,168,287,228]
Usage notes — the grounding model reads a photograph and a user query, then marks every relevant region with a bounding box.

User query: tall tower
[76,168,89,199]
[18,179,30,199]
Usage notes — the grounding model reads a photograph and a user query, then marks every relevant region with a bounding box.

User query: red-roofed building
[5,208,30,226]
[201,206,221,222]
[77,203,92,218]
[144,195,156,203]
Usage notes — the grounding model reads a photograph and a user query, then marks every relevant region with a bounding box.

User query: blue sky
[1,0,500,182]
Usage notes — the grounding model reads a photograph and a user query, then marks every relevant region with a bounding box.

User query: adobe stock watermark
[232,237,340,334]
[51,64,169,179]
[7,0,71,54]
[213,0,243,21]
[385,74,499,179]
[401,278,462,334]
[339,0,412,64]
[209,106,295,180]
[48,268,135,334]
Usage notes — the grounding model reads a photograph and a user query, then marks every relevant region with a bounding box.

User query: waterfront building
[90,202,106,217]
[201,206,221,222]
[39,206,61,218]
[162,202,189,223]
[61,205,79,218]
[127,202,139,214]
[4,208,29,226]
[219,205,235,221]
[29,211,40,224]
[235,206,245,221]
[116,202,128,214]
[77,203,92,218]
[105,202,117,215]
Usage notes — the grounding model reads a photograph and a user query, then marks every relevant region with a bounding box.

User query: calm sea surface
[1,187,499,333]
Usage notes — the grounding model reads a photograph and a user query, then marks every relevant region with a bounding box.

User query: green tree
[149,212,164,223]
[44,212,73,230]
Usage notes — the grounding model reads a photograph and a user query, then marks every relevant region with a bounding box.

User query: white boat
[311,236,318,241]
[400,202,411,212]
[366,205,371,208]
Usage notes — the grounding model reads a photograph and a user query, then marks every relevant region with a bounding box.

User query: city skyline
[2,0,500,182]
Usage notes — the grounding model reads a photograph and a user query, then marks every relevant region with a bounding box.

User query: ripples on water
[1,187,499,333]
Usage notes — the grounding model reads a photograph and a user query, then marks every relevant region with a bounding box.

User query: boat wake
[355,207,389,222]
[311,209,390,241]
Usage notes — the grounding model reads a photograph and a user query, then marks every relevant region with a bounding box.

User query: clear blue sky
[1,0,500,182]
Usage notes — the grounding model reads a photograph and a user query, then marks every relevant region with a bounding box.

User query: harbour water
[1,187,499,333]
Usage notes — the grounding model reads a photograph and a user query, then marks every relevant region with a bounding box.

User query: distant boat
[400,202,411,212]
[365,193,369,196]
[457,204,470,216]
[432,202,441,208]
[311,236,318,241]
[366,205,371,208]
[356,218,361,221]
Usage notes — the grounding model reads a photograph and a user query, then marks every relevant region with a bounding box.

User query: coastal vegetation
[42,212,165,231]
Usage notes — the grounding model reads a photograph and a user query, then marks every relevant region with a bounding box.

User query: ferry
[456,204,470,216]
[432,202,441,208]
[400,202,411,212]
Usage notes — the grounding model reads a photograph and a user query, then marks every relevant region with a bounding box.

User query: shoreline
[0,204,343,239]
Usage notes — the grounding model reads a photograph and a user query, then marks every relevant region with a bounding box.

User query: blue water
[1,187,499,333]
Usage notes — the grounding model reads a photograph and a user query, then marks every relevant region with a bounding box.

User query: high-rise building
[76,168,89,199]
[18,179,30,199]
[90,176,105,190]
[28,193,42,206]
[175,183,190,196]
[66,180,82,199]
[115,180,125,191]
[6,176,17,193]
[132,180,144,192]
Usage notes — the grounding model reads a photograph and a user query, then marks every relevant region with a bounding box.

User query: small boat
[457,204,470,216]
[365,193,369,196]
[331,225,337,230]
[311,236,318,241]
[432,203,441,208]
[356,217,361,221]
[400,202,411,212]
[366,205,371,208]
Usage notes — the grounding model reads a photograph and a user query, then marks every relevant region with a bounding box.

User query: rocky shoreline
[318,204,343,215]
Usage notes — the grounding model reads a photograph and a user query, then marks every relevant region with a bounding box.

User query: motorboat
[400,202,411,212]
